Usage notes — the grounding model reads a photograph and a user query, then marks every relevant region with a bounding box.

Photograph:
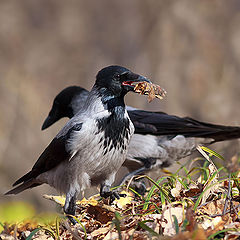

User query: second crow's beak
[42,115,58,130]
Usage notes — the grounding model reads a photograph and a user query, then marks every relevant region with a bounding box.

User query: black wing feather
[13,136,70,186]
[12,123,83,187]
[128,110,240,142]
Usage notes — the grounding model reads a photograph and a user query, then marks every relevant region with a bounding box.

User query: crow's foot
[100,185,126,203]
[131,180,147,196]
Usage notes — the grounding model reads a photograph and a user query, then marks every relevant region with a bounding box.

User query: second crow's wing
[128,110,240,142]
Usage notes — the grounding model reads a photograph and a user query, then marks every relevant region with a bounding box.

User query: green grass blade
[175,176,188,189]
[69,215,87,239]
[55,217,60,240]
[113,212,122,240]
[143,176,169,210]
[128,186,145,201]
[199,146,225,161]
[41,228,56,239]
[138,221,159,237]
[0,221,4,232]
[232,173,240,192]
[172,215,179,234]
[181,219,189,231]
[159,190,166,207]
[193,179,225,211]
[26,228,42,240]
[207,228,237,239]
[207,167,224,183]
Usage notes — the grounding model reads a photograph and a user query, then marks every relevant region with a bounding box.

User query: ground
[1,147,240,240]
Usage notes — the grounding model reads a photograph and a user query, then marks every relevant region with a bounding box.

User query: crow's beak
[122,74,152,91]
[135,75,152,84]
[41,115,57,130]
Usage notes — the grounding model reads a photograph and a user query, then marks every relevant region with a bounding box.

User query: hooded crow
[5,65,152,220]
[41,85,240,188]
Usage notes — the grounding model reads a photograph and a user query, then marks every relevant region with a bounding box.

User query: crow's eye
[115,71,129,79]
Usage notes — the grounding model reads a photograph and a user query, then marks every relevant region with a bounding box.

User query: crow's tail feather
[182,117,240,142]
[5,179,41,195]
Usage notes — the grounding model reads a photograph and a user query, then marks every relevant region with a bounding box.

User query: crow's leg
[119,166,148,195]
[119,166,147,186]
[64,192,77,224]
[100,173,126,203]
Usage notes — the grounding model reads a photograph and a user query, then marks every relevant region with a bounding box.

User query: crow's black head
[95,65,151,97]
[42,86,88,130]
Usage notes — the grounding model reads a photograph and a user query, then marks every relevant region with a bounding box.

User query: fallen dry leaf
[86,205,114,224]
[171,180,183,198]
[104,231,120,240]
[0,234,14,240]
[43,194,66,206]
[162,206,184,236]
[43,195,98,207]
[90,226,110,237]
[183,187,201,198]
[201,216,223,230]
[112,191,133,209]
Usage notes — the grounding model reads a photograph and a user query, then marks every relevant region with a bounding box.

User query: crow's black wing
[128,110,240,142]
[12,123,83,186]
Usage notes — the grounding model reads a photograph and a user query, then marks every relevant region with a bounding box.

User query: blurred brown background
[0,0,240,212]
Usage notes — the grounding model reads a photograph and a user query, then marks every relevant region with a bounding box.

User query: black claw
[113,192,120,199]
[109,191,127,203]
[100,184,126,203]
[119,193,127,198]
[100,185,112,198]
[110,191,119,203]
